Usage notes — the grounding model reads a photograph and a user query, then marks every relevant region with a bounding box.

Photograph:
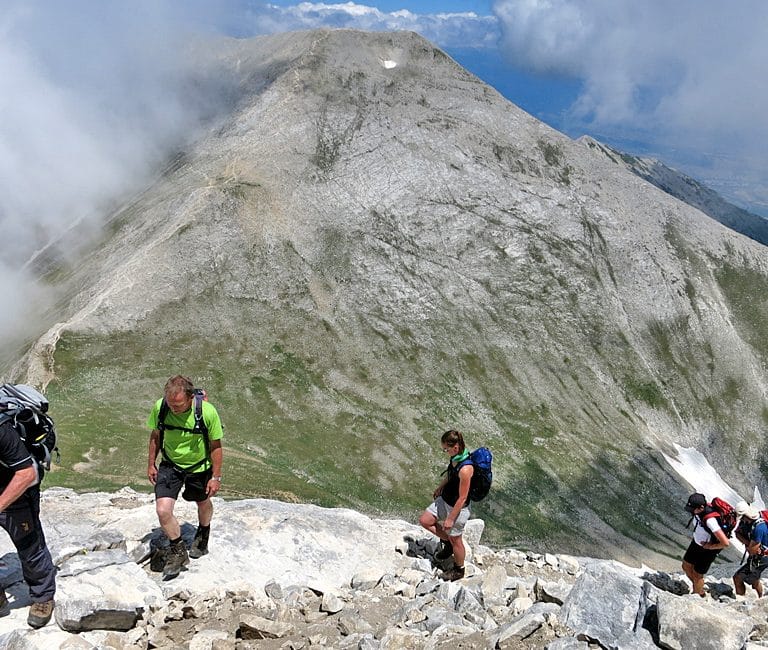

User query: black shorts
[155,461,211,502]
[683,539,720,575]
[735,555,768,585]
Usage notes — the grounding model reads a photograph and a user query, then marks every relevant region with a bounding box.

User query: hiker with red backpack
[147,375,224,579]
[682,492,734,596]
[733,502,768,597]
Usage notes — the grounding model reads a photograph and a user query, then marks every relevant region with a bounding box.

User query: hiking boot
[162,540,189,580]
[441,566,465,582]
[435,540,453,560]
[189,526,210,559]
[27,600,54,628]
[149,547,167,572]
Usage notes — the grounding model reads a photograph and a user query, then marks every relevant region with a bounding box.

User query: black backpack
[0,383,59,475]
[157,388,210,472]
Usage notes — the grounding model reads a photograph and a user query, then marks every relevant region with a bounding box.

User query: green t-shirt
[147,398,223,471]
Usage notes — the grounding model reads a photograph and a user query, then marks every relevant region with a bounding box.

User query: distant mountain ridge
[6,29,768,563]
[580,136,768,247]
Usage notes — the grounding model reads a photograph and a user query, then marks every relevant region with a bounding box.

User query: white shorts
[427,496,471,537]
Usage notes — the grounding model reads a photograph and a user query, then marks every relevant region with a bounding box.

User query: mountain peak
[8,28,768,563]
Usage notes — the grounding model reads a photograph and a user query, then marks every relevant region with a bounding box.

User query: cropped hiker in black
[0,418,56,627]
[419,430,474,581]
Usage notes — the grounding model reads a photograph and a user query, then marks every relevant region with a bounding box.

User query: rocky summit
[6,28,768,562]
[0,488,766,649]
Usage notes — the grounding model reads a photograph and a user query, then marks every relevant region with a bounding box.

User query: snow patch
[662,443,746,506]
[381,59,397,69]
[662,443,768,556]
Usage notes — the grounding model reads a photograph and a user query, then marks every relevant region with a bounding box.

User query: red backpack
[701,497,737,538]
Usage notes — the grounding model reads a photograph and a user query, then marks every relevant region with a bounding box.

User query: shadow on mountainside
[478,444,701,570]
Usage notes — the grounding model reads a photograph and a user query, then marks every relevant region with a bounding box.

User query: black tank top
[442,461,471,507]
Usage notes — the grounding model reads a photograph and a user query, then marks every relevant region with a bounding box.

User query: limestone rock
[54,563,163,632]
[560,561,656,649]
[534,577,573,606]
[238,614,293,640]
[655,590,754,650]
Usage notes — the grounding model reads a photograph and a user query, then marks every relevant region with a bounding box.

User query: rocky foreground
[0,488,765,649]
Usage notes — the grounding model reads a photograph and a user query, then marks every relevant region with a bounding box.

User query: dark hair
[164,375,195,398]
[441,429,465,453]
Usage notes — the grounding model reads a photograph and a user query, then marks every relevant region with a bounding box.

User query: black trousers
[0,485,56,602]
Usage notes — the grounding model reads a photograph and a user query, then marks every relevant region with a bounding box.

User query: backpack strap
[156,399,169,463]
[700,506,727,541]
[456,458,473,472]
[194,393,210,466]
[440,457,473,478]
[751,518,768,556]
[156,392,210,472]
[0,413,17,468]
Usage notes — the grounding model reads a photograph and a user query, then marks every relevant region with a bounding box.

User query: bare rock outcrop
[0,488,764,649]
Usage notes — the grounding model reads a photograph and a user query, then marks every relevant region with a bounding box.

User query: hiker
[147,375,223,579]
[418,429,473,581]
[682,492,731,596]
[0,413,56,627]
[733,502,768,597]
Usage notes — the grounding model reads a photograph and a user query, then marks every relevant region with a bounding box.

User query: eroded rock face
[0,488,762,649]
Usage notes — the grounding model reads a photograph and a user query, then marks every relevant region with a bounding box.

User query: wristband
[212,476,222,482]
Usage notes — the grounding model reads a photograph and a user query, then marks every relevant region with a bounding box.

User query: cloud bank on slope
[0,0,239,343]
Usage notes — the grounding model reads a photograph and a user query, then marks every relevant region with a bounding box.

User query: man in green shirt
[147,375,224,579]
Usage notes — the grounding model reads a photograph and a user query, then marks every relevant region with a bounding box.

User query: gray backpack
[0,384,59,473]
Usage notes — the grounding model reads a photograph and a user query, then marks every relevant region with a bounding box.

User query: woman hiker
[419,429,474,581]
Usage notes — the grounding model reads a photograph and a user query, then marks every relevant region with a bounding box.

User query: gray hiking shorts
[427,496,470,537]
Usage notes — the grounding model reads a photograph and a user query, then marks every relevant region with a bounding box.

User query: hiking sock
[435,540,453,560]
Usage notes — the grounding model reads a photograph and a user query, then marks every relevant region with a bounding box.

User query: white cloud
[0,2,236,265]
[254,2,500,48]
[0,0,241,344]
[493,0,768,159]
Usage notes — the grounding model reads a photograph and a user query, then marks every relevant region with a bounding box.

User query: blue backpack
[467,447,493,501]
